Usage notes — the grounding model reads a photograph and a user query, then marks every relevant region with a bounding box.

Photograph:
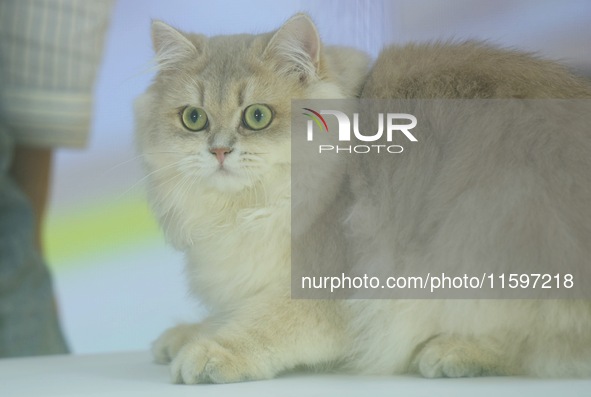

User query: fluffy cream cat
[135,14,591,383]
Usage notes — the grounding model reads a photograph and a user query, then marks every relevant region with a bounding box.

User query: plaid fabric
[0,0,114,148]
[0,0,114,357]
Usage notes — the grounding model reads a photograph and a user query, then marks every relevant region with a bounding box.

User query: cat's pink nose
[210,147,233,164]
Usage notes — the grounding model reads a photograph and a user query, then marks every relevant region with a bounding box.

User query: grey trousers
[0,128,68,357]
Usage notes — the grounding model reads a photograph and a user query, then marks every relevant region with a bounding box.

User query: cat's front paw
[152,323,201,364]
[170,338,275,384]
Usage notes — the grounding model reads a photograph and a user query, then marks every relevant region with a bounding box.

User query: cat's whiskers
[116,158,189,201]
[238,152,267,171]
[176,174,200,246]
[159,172,196,238]
[157,158,199,209]
[153,174,184,214]
[104,151,188,174]
[109,152,187,176]
[151,158,203,227]
[242,167,269,207]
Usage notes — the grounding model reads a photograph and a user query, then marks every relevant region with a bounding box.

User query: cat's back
[347,41,591,377]
[347,40,591,291]
[362,41,591,99]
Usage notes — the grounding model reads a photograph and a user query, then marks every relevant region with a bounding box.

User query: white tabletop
[1,351,590,397]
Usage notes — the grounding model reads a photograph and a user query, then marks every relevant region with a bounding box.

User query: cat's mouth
[214,165,233,174]
[209,164,243,182]
[206,166,251,193]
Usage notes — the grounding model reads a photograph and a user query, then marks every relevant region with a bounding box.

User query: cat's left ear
[264,13,321,80]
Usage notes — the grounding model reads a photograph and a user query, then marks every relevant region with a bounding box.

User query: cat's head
[135,14,369,194]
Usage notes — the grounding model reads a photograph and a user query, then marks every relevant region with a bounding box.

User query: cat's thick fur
[135,14,591,383]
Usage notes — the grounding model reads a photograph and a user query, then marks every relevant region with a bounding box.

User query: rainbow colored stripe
[302,108,328,132]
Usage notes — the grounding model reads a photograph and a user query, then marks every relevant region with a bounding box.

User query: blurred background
[45,0,591,354]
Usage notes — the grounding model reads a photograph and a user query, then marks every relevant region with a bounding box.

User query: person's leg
[0,128,68,357]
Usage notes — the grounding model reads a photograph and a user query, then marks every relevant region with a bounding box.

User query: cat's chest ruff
[188,192,290,248]
[186,199,291,303]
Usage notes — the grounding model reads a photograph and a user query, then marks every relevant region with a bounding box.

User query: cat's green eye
[181,106,208,131]
[243,104,273,131]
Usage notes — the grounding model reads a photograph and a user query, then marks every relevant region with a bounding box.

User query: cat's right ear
[264,13,321,81]
[151,20,203,70]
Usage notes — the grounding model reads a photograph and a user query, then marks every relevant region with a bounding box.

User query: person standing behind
[0,0,115,357]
